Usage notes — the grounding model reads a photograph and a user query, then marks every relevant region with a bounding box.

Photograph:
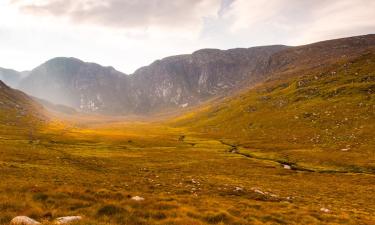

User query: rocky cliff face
[18,46,287,114]
[19,57,132,114]
[128,45,287,112]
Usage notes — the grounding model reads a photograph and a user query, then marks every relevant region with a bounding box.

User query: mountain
[15,34,375,115]
[0,68,23,88]
[18,57,132,115]
[18,46,287,114]
[128,45,287,112]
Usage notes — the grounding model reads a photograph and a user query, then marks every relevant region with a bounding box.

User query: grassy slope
[0,81,45,138]
[173,52,375,174]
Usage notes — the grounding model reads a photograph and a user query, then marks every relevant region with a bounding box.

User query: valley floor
[0,120,374,225]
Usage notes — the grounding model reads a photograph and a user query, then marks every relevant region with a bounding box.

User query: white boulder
[283,164,292,170]
[10,216,41,225]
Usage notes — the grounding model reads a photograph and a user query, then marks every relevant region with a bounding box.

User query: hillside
[173,48,375,174]
[0,81,45,137]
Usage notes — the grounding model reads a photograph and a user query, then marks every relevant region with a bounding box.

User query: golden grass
[0,119,375,224]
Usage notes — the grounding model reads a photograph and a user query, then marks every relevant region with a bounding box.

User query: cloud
[224,0,375,44]
[3,0,374,74]
[10,0,221,34]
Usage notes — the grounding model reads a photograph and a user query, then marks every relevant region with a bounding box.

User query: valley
[1,118,374,225]
[0,35,374,224]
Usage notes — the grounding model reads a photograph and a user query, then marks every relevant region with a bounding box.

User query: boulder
[131,196,145,201]
[10,216,41,225]
[320,207,330,213]
[283,164,292,170]
[54,216,82,224]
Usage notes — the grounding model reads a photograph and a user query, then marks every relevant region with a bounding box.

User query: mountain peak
[5,34,375,115]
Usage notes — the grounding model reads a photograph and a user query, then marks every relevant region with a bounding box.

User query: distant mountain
[18,46,287,114]
[18,57,132,114]
[0,68,23,88]
[13,34,375,115]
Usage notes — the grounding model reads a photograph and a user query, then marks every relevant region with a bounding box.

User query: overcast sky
[1,0,374,73]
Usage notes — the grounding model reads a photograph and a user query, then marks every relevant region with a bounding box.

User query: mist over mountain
[0,68,24,88]
[18,57,132,114]
[16,45,287,114]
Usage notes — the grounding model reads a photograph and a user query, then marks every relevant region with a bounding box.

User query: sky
[1,0,374,74]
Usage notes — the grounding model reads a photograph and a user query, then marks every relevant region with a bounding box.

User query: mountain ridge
[16,45,288,114]
[1,34,375,115]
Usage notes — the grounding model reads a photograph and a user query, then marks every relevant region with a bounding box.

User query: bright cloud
[1,0,374,73]
[10,0,221,37]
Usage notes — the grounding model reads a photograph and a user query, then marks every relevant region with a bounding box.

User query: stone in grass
[54,216,82,224]
[10,216,41,225]
[131,196,145,201]
[283,164,292,170]
[320,207,330,213]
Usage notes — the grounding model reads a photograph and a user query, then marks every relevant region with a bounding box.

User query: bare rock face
[10,216,41,225]
[54,216,82,224]
[128,45,287,113]
[18,46,286,114]
[15,34,375,115]
[18,57,131,115]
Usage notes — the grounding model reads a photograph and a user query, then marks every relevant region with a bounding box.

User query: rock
[234,187,243,192]
[131,196,145,201]
[10,216,41,225]
[320,207,330,213]
[54,216,82,224]
[283,164,292,170]
[251,188,265,195]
